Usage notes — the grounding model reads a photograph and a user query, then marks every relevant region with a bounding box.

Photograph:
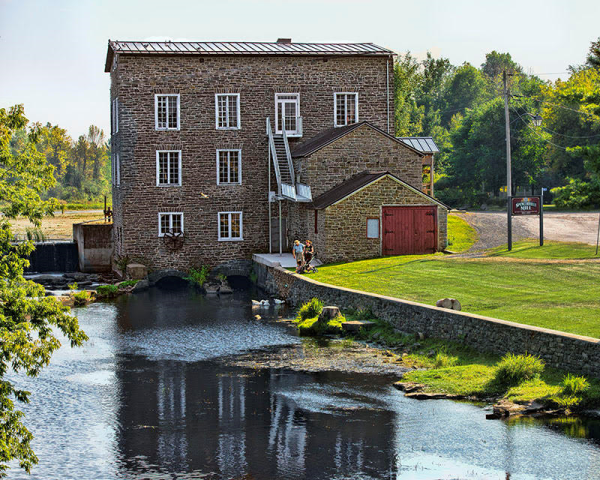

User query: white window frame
[112,98,119,134]
[154,94,180,131]
[334,92,359,127]
[156,150,182,187]
[216,149,242,185]
[218,211,243,241]
[158,212,184,237]
[215,93,241,130]
[275,93,301,136]
[112,153,120,186]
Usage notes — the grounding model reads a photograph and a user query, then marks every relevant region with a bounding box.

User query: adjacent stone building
[105,39,447,271]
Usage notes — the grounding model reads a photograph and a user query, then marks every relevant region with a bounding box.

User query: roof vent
[276,38,292,44]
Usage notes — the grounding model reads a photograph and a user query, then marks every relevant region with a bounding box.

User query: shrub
[562,374,590,396]
[494,353,545,387]
[184,266,210,287]
[354,307,375,321]
[295,298,323,322]
[118,280,138,289]
[96,284,119,298]
[72,290,93,306]
[115,254,131,274]
[297,315,345,336]
[551,178,600,209]
[25,227,46,242]
[68,282,78,291]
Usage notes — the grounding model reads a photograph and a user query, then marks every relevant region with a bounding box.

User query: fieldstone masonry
[255,262,600,378]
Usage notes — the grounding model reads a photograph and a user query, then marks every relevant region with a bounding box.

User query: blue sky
[1,0,598,138]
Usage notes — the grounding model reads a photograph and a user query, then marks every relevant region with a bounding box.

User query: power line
[510,106,569,151]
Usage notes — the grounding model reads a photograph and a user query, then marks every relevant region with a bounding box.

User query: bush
[184,266,210,287]
[72,290,93,306]
[295,298,323,322]
[551,178,600,209]
[562,374,590,396]
[96,284,119,298]
[118,280,138,288]
[494,353,545,387]
[297,315,345,336]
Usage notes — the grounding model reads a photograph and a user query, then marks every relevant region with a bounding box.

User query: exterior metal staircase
[266,118,311,202]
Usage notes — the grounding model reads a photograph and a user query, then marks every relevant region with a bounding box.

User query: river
[7,281,600,479]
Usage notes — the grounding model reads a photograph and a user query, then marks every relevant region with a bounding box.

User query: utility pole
[503,71,513,251]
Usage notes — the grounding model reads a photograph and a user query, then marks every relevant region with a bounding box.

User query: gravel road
[452,211,600,252]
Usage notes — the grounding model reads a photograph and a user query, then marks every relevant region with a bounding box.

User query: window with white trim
[156,150,182,186]
[218,212,243,241]
[112,153,120,186]
[158,212,184,237]
[334,92,358,127]
[367,218,379,238]
[216,149,241,185]
[155,94,180,130]
[112,98,119,134]
[215,94,240,129]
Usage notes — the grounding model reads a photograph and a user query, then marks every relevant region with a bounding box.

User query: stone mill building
[105,39,448,272]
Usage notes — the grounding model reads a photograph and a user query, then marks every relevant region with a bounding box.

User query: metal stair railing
[281,124,295,187]
[266,117,282,196]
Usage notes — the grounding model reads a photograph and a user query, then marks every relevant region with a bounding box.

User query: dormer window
[155,94,180,130]
[334,92,358,127]
[215,94,240,130]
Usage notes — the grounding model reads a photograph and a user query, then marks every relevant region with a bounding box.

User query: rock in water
[318,306,341,323]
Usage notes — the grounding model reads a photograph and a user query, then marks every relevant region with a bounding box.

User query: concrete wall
[255,262,600,379]
[25,242,79,273]
[73,223,114,273]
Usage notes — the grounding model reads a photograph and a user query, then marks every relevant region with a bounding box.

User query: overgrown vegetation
[295,297,324,322]
[118,280,138,288]
[493,353,545,388]
[72,290,93,306]
[184,266,210,287]
[95,284,119,298]
[294,298,345,336]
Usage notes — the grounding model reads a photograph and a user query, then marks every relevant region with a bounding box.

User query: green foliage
[494,353,545,387]
[118,280,138,288]
[551,178,600,208]
[114,254,131,274]
[72,290,93,306]
[184,266,210,287]
[562,374,590,396]
[68,282,78,291]
[0,104,88,476]
[296,315,345,336]
[96,284,119,298]
[216,273,227,282]
[24,226,46,242]
[295,297,324,322]
[434,351,459,368]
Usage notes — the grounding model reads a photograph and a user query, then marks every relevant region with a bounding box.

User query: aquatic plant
[494,353,545,387]
[72,290,93,306]
[184,266,210,287]
[96,284,119,298]
[562,374,590,396]
[118,280,138,289]
[295,297,323,322]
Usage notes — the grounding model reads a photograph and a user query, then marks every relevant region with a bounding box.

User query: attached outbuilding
[308,171,448,263]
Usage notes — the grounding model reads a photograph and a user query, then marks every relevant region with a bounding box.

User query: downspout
[268,138,272,254]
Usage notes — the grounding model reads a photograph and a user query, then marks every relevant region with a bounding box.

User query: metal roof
[105,40,394,71]
[397,137,439,154]
[291,122,423,158]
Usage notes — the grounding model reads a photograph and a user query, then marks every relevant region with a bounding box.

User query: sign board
[512,196,541,216]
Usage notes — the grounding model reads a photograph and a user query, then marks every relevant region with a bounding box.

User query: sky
[1,0,599,138]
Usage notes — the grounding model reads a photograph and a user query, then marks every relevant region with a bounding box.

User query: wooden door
[382,206,437,255]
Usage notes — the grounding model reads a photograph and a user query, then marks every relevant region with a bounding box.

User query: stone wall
[288,176,448,263]
[110,54,393,270]
[255,263,600,378]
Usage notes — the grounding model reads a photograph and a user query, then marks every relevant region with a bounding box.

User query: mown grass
[309,241,600,338]
[446,214,478,252]
[489,239,599,259]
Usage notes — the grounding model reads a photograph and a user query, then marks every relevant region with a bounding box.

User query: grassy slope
[447,214,479,252]
[309,241,600,338]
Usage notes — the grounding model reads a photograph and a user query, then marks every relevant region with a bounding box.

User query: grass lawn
[447,214,478,252]
[308,240,600,338]
[10,210,106,240]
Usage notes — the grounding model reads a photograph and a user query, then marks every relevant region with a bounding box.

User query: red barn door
[382,206,437,255]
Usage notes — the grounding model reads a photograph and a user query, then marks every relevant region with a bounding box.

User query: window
[334,92,358,127]
[218,212,243,241]
[156,150,182,186]
[216,149,241,185]
[112,98,119,134]
[158,212,184,237]
[275,93,300,135]
[367,218,379,238]
[215,94,240,129]
[155,94,180,130]
[112,153,120,186]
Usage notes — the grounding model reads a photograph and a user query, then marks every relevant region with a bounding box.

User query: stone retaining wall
[254,262,600,378]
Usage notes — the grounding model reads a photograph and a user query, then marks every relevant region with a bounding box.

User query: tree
[585,37,600,70]
[441,63,489,126]
[481,50,522,80]
[0,105,88,476]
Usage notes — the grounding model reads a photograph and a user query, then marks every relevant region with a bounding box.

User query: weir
[25,241,78,273]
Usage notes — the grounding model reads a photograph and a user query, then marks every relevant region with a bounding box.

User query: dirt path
[452,211,600,252]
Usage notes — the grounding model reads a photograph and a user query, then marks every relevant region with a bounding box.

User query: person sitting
[292,240,305,272]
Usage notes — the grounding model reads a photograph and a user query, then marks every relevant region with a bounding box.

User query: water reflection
[7,285,600,479]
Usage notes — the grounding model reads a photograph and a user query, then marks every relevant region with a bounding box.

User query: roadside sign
[512,196,541,216]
